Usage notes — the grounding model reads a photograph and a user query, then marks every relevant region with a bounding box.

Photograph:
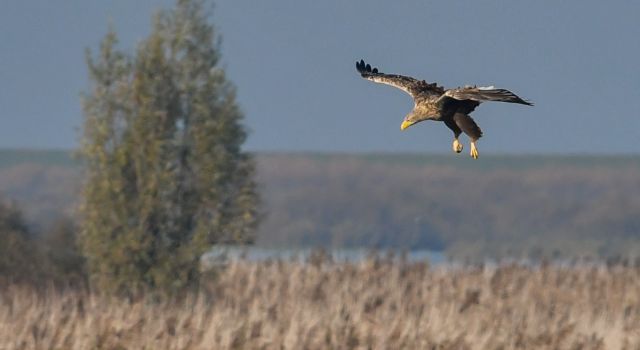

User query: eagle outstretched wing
[441,86,533,106]
[356,59,443,98]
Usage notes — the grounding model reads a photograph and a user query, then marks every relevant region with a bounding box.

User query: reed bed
[1,259,639,349]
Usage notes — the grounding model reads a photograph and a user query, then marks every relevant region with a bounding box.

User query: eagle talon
[470,142,479,159]
[452,139,463,153]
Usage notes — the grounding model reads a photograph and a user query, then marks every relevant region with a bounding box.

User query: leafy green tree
[80,0,259,295]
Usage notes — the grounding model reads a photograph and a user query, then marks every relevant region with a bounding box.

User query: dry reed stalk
[0,261,638,349]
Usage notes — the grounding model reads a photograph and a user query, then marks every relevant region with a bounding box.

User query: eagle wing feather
[442,86,533,106]
[356,59,443,98]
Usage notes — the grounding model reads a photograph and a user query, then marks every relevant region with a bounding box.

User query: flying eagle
[356,59,532,159]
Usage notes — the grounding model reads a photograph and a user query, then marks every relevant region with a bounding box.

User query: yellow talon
[452,139,463,153]
[470,142,479,159]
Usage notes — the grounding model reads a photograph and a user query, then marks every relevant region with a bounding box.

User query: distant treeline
[2,150,640,259]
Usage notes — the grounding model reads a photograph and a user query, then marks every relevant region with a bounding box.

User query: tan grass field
[1,259,639,349]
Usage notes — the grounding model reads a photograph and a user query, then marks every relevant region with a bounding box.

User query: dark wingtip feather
[500,88,534,106]
[356,59,381,76]
[356,59,365,74]
[516,97,534,106]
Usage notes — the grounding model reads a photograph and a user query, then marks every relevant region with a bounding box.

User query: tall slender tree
[80,0,259,295]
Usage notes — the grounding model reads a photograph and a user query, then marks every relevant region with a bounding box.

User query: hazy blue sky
[2,1,639,154]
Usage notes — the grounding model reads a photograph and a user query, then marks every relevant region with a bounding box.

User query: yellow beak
[400,120,413,131]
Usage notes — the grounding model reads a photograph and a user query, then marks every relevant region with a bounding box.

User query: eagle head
[400,112,421,130]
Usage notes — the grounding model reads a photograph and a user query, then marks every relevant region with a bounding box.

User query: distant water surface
[203,246,445,267]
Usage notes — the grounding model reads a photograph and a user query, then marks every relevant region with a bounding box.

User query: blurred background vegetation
[0,0,262,295]
[2,150,640,271]
[78,0,258,295]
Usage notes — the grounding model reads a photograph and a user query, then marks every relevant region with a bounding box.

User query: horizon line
[0,147,639,158]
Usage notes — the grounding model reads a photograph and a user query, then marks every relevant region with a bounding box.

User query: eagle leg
[443,118,463,154]
[470,141,479,159]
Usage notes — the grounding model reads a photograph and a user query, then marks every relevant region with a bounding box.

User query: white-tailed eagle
[356,59,532,159]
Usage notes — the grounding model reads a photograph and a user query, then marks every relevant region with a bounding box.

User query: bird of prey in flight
[356,59,532,159]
